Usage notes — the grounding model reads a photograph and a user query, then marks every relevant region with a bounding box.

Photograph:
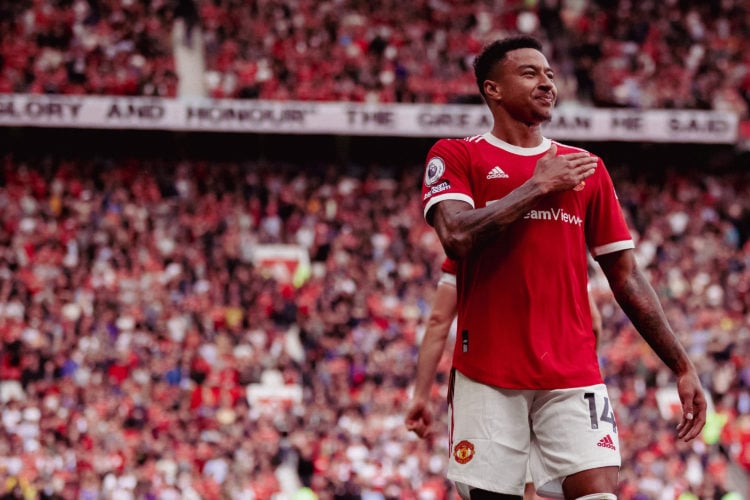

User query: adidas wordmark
[486,166,509,179]
[597,435,616,450]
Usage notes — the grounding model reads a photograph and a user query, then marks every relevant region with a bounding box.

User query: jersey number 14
[584,392,617,433]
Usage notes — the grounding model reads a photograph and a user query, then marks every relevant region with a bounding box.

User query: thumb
[546,142,557,157]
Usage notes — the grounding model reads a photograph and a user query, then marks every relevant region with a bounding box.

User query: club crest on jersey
[573,180,585,191]
[424,156,445,186]
[453,440,475,464]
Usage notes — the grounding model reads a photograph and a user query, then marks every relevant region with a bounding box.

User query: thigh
[563,466,619,498]
[529,384,621,498]
[448,371,532,496]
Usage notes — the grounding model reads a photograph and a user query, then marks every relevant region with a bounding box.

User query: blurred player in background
[420,35,706,499]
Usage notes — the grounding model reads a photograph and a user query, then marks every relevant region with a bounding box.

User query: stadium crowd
[0,0,178,97]
[0,151,748,499]
[1,0,749,116]
[1,1,750,498]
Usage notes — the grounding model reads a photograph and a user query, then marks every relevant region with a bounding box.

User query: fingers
[580,162,598,181]
[676,394,707,442]
[567,154,598,170]
[554,152,598,178]
[676,414,703,442]
[675,412,692,440]
[405,406,432,439]
[534,148,598,192]
[406,419,429,438]
[558,156,597,190]
[560,151,592,161]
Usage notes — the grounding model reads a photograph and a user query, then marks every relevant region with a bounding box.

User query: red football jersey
[438,257,458,287]
[441,257,458,275]
[422,133,633,389]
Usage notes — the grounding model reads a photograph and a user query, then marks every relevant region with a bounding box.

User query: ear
[483,80,502,100]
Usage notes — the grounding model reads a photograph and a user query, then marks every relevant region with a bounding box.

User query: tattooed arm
[597,249,707,441]
[430,144,598,260]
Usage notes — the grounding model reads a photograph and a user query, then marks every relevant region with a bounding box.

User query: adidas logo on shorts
[486,166,509,179]
[597,435,616,450]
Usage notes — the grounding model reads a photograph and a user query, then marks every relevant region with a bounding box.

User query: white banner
[0,94,739,143]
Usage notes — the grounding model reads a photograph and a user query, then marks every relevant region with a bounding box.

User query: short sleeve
[441,257,458,275]
[422,139,475,225]
[585,158,635,257]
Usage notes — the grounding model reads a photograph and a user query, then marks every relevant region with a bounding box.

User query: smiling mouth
[536,94,555,105]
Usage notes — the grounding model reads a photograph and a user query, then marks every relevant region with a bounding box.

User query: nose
[538,74,554,91]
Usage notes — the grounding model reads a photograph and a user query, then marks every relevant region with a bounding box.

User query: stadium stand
[0,0,749,498]
[197,0,750,115]
[0,136,748,498]
[0,0,177,97]
[0,0,748,118]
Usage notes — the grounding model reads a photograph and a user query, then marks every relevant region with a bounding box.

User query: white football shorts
[449,370,621,498]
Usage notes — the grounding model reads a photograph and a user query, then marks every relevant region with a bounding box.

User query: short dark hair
[473,35,544,98]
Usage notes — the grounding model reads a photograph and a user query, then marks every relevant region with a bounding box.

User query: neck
[490,121,544,148]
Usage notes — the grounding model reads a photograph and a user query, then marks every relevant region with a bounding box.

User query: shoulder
[426,136,484,172]
[551,140,608,170]
[429,135,484,156]
[550,140,591,155]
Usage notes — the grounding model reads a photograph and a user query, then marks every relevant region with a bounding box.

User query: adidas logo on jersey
[597,435,616,450]
[486,166,509,179]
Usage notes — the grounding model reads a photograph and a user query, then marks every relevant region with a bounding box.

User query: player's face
[489,48,557,124]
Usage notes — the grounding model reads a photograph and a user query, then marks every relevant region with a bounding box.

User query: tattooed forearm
[610,267,692,376]
[434,181,547,259]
